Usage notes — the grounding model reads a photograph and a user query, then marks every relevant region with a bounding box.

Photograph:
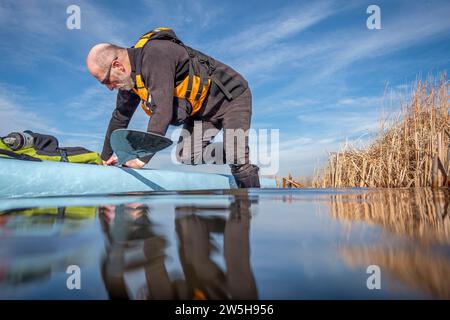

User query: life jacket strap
[132,27,235,117]
[134,27,174,48]
[59,149,69,162]
[185,59,194,99]
[185,46,234,101]
[196,63,207,101]
[210,74,233,100]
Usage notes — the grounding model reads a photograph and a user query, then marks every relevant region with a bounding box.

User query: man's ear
[113,60,125,72]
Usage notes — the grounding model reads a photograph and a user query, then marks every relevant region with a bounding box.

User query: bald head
[86,43,124,77]
[86,43,134,90]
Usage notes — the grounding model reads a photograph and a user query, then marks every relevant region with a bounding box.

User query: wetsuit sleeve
[142,44,176,136]
[136,43,177,164]
[100,89,140,161]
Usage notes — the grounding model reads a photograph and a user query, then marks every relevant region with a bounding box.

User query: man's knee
[176,142,203,165]
[224,129,250,166]
[230,163,260,188]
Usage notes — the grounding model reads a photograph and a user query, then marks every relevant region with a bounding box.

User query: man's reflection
[175,196,258,299]
[99,203,170,299]
[99,192,258,300]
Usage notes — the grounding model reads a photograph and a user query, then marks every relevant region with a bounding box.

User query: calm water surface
[1,188,449,299]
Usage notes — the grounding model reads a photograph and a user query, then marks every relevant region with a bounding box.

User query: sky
[0,0,449,177]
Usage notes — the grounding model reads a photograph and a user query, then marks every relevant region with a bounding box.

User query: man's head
[86,43,134,91]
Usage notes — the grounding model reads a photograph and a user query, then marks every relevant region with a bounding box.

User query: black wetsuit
[101,40,260,188]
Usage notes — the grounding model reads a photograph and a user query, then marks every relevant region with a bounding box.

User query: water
[1,188,449,300]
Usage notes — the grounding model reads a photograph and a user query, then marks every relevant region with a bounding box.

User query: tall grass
[312,75,450,188]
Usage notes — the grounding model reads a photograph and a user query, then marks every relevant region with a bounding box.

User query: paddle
[110,129,173,165]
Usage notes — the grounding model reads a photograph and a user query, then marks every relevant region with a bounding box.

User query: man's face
[108,67,135,91]
[99,60,135,91]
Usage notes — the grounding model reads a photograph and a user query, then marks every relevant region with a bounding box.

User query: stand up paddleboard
[0,157,276,198]
[0,129,276,198]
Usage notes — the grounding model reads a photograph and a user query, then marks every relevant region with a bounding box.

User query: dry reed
[313,75,450,188]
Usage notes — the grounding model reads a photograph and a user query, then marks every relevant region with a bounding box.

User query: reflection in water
[341,246,450,299]
[98,192,257,300]
[175,197,258,300]
[99,203,168,299]
[329,188,450,244]
[329,188,450,299]
[1,188,450,299]
[0,207,97,296]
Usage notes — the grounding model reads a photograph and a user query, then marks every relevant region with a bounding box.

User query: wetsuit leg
[176,119,221,165]
[221,89,261,188]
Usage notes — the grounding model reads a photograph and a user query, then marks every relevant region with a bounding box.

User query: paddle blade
[110,129,173,165]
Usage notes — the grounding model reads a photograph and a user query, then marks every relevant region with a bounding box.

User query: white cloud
[232,41,332,79]
[78,1,129,45]
[337,96,382,107]
[59,85,153,152]
[316,3,450,78]
[276,134,344,177]
[258,98,320,115]
[297,111,381,132]
[210,1,342,56]
[0,0,128,68]
[64,86,116,123]
[0,84,106,151]
[247,1,450,103]
[141,0,225,34]
[0,95,57,136]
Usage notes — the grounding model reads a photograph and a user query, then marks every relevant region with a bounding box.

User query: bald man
[86,28,260,188]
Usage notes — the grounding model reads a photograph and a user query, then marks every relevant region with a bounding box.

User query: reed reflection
[341,246,450,299]
[328,188,450,299]
[329,188,450,244]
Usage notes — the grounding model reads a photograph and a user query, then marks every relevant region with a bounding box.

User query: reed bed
[313,75,450,188]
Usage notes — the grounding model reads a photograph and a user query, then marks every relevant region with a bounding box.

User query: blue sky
[1,0,449,177]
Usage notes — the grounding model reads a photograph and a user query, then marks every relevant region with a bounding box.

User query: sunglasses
[101,56,118,85]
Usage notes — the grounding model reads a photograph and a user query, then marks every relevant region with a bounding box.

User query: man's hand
[123,158,146,169]
[102,155,145,168]
[103,155,118,166]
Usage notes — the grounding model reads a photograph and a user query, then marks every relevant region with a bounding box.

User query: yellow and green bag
[0,131,102,164]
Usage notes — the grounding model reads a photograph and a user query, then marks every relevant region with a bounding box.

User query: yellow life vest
[132,27,233,117]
